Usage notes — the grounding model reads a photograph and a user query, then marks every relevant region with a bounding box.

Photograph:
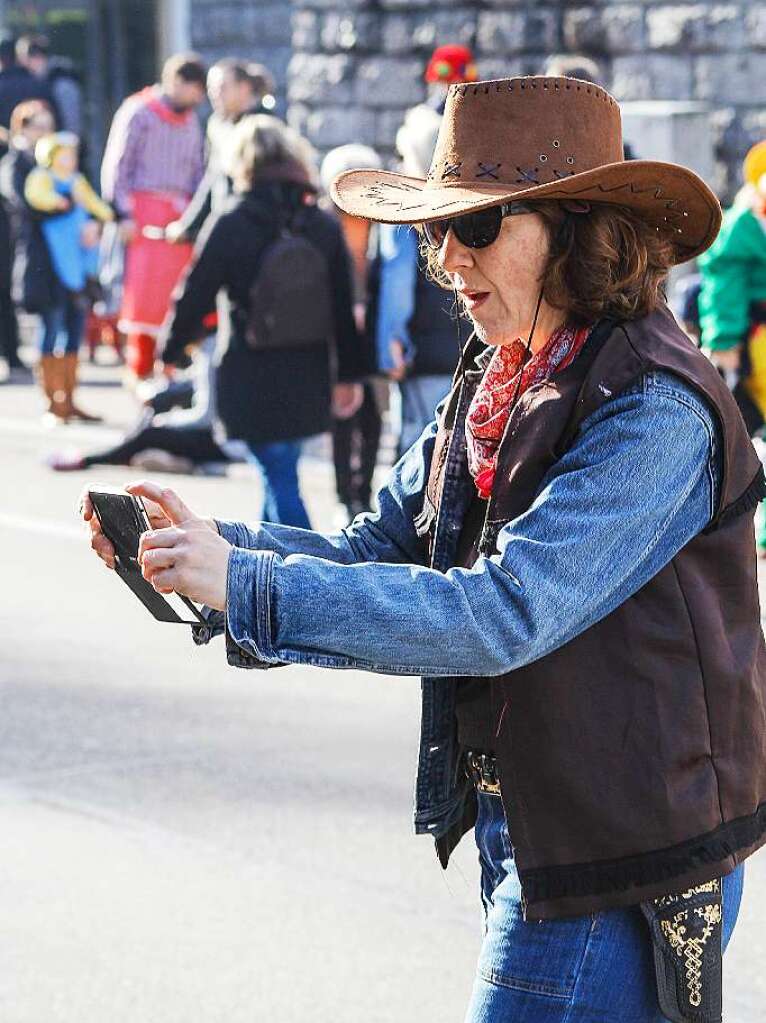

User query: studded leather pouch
[640,880,723,1023]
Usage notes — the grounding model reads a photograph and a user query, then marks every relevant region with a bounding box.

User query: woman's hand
[138,519,232,611]
[129,482,229,610]
[78,480,215,572]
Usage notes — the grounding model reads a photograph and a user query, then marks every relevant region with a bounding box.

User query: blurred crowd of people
[1,35,765,536]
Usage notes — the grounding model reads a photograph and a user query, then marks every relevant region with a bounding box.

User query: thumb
[125,480,196,525]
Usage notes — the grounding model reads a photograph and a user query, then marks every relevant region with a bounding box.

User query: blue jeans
[246,440,311,528]
[39,292,86,357]
[393,374,453,458]
[465,792,744,1022]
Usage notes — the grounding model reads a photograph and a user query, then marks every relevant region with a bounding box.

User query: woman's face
[437,211,557,347]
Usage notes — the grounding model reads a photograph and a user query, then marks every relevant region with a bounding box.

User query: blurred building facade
[0,0,760,203]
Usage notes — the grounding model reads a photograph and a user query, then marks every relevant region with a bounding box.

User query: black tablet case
[89,490,206,626]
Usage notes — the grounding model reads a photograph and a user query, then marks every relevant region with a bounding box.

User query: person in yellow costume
[699,141,766,550]
[25,131,113,290]
[24,131,114,421]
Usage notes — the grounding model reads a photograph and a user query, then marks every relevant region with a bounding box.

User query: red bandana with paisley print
[465,323,592,499]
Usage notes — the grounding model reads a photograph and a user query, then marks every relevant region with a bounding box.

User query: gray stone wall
[286,0,763,204]
[189,0,293,114]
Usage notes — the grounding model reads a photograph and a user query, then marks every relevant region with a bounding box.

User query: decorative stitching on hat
[364,180,419,195]
[516,166,540,184]
[442,162,462,180]
[477,162,501,180]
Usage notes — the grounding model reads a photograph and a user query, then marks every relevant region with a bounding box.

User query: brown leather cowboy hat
[331,76,721,263]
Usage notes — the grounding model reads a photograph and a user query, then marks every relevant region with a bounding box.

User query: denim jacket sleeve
[224,372,721,677]
[375,224,418,370]
[216,416,439,567]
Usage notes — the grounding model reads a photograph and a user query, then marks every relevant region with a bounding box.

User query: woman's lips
[461,290,490,311]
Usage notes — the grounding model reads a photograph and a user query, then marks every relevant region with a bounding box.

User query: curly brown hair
[423,201,675,325]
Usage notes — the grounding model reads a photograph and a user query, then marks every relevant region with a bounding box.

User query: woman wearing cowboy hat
[82,77,766,1021]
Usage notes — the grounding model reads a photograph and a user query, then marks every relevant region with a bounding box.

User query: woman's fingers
[90,528,116,568]
[125,480,195,525]
[78,488,116,567]
[138,525,183,562]
[140,546,176,582]
[148,567,177,594]
[77,488,94,521]
[140,495,172,530]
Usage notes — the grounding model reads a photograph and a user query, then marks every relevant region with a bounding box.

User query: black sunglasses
[422,201,535,251]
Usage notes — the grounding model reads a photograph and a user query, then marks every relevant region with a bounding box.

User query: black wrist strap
[114,556,206,625]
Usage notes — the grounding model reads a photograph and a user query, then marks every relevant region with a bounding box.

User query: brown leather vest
[424,305,766,920]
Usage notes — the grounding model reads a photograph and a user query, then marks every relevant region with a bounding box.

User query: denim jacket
[204,369,721,842]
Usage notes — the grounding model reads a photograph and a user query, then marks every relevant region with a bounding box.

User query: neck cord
[452,281,546,396]
[453,286,469,381]
[509,284,545,410]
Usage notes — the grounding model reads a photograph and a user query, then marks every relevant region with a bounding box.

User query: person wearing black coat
[158,115,364,527]
[0,99,58,390]
[0,41,57,374]
[0,38,55,130]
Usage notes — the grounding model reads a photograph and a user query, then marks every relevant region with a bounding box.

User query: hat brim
[331,160,721,263]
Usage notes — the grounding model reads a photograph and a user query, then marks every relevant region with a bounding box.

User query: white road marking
[0,512,82,539]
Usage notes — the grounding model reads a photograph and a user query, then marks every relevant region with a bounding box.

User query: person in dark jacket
[16,34,82,136]
[0,99,59,401]
[0,38,55,379]
[157,115,363,526]
[0,35,55,129]
[83,78,765,1020]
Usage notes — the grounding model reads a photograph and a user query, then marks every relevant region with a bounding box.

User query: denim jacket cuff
[216,519,251,548]
[225,547,280,663]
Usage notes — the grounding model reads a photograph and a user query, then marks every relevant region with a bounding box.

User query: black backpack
[246,209,335,351]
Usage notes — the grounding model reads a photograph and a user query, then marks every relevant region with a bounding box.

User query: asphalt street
[2,351,766,1022]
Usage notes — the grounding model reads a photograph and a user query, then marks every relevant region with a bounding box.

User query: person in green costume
[699,140,766,551]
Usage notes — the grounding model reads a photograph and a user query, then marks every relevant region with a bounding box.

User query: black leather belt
[465,750,501,796]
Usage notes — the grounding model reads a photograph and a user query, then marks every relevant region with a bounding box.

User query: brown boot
[37,354,69,422]
[61,351,102,423]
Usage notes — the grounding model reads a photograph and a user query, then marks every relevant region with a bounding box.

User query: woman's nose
[438,227,473,274]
